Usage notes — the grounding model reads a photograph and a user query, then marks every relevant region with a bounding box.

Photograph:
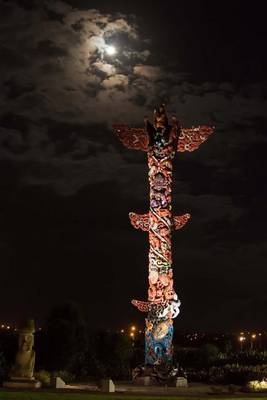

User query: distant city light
[131,326,136,331]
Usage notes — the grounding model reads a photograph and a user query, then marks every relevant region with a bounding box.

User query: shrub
[0,352,7,383]
[209,364,267,385]
[35,370,51,387]
[186,367,208,382]
[53,370,75,383]
[246,379,267,392]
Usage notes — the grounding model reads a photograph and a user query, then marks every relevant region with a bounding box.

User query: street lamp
[251,333,256,350]
[239,336,246,351]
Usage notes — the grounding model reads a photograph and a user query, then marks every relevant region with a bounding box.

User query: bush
[246,379,267,392]
[85,331,133,380]
[209,364,267,385]
[174,344,221,371]
[201,344,220,367]
[53,370,75,383]
[35,370,51,387]
[0,351,8,383]
[225,350,267,366]
[186,367,208,382]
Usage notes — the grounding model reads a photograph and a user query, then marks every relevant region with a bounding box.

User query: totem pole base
[133,376,153,386]
[132,363,180,386]
[3,377,41,389]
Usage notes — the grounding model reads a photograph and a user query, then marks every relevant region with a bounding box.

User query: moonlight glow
[105,45,117,56]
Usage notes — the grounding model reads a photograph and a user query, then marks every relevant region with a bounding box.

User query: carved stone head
[18,319,35,352]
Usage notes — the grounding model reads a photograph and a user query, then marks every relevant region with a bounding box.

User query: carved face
[18,333,33,352]
[149,270,158,285]
[154,322,169,340]
[154,106,168,130]
[153,173,166,191]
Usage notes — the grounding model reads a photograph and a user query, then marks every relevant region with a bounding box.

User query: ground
[0,391,267,400]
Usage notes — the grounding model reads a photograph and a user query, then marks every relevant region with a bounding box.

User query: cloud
[0,0,152,124]
[93,61,116,76]
[1,0,266,130]
[133,65,161,80]
[102,74,129,89]
[0,0,266,199]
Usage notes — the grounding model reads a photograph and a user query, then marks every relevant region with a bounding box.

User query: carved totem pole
[114,105,214,367]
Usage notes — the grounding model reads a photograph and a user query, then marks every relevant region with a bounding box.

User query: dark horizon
[0,0,266,332]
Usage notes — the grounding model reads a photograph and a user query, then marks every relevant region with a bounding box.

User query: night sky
[0,0,267,332]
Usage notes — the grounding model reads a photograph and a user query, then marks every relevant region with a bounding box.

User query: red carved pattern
[173,213,191,230]
[130,212,190,232]
[178,125,214,152]
[129,212,149,231]
[131,299,150,312]
[147,141,175,306]
[113,125,149,151]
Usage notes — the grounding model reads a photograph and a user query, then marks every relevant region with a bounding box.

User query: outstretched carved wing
[178,125,214,152]
[129,212,190,232]
[113,125,149,151]
[129,212,149,231]
[173,213,191,230]
[132,299,150,312]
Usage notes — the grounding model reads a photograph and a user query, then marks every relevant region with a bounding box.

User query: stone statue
[11,319,35,379]
[4,319,41,388]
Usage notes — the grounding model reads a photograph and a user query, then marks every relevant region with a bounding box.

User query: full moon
[105,45,117,56]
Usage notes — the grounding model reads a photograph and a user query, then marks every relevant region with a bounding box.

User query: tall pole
[114,104,214,369]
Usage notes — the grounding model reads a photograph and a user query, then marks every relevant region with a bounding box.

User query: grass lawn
[0,391,266,400]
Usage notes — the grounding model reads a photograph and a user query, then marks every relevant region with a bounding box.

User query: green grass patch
[0,392,266,400]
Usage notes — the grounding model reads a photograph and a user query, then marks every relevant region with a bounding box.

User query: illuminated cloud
[133,65,162,81]
[93,62,116,76]
[102,74,129,89]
